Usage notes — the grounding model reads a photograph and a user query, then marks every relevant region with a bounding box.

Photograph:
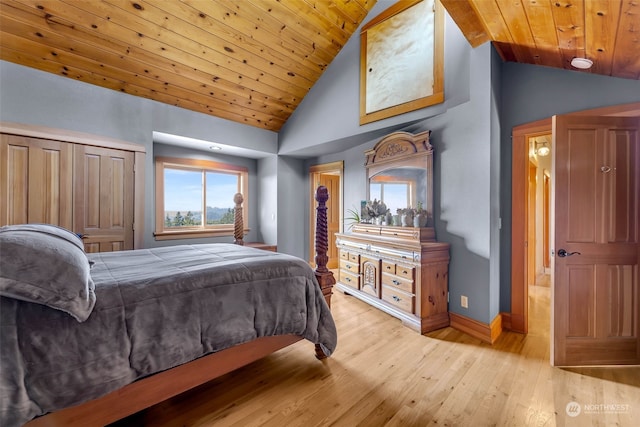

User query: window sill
[154,227,249,241]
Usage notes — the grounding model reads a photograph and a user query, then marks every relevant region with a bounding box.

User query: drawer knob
[347,265,351,269]
[402,270,408,274]
[392,280,400,285]
[392,295,401,302]
[346,277,351,282]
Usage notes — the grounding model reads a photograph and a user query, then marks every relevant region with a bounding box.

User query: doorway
[527,136,552,289]
[309,161,343,269]
[511,102,640,366]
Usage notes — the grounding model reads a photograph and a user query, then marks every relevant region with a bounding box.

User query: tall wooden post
[233,193,244,245]
[314,185,335,307]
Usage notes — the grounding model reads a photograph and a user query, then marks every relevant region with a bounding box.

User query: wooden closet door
[553,115,639,366]
[0,134,73,228]
[74,144,134,252]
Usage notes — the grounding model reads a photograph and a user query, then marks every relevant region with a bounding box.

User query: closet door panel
[74,144,134,252]
[0,134,72,228]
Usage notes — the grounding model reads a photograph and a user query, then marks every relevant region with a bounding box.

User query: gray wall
[276,156,307,257]
[257,156,278,245]
[283,2,500,324]
[0,60,278,248]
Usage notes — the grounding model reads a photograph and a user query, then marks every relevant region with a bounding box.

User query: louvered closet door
[0,134,73,228]
[553,115,639,366]
[74,144,134,253]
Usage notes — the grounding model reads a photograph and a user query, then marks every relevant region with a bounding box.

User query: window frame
[154,156,249,240]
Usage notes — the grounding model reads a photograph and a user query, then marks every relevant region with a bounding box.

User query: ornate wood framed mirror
[365,130,434,227]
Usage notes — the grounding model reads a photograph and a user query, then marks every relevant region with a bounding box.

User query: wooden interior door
[553,115,639,366]
[318,173,340,269]
[74,144,134,252]
[0,134,73,229]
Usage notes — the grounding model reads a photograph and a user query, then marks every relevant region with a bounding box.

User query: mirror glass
[369,166,428,212]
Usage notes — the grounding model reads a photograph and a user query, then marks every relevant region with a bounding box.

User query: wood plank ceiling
[0,0,376,132]
[441,0,640,81]
[1,1,637,133]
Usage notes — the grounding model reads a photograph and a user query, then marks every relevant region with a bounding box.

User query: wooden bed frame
[25,186,336,427]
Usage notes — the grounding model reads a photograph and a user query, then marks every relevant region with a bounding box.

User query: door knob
[557,249,581,257]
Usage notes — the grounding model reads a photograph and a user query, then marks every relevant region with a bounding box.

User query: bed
[0,187,337,427]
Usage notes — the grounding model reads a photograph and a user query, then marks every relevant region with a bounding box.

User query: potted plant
[397,207,414,227]
[413,202,428,227]
[364,199,388,225]
[345,206,361,230]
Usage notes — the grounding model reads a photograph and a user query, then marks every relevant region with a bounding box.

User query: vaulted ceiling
[0,0,375,132]
[1,1,638,134]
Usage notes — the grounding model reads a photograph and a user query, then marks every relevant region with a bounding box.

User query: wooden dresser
[336,224,450,334]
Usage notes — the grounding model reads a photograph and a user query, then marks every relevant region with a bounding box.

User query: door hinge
[132,222,135,231]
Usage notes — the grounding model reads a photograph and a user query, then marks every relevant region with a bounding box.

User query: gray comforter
[0,244,337,427]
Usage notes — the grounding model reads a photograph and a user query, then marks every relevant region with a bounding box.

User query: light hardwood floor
[114,285,639,427]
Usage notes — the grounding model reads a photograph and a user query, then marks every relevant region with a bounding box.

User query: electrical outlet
[461,295,468,309]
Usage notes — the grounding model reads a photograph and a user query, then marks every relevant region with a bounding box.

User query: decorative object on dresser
[335,131,450,334]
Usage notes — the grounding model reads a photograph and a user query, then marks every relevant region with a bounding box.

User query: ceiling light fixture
[570,57,593,70]
[209,145,222,150]
[535,140,550,157]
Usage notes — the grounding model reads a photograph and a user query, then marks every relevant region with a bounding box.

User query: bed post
[314,185,335,307]
[314,185,335,360]
[233,193,244,245]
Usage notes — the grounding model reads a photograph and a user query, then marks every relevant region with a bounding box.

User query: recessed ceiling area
[153,131,274,159]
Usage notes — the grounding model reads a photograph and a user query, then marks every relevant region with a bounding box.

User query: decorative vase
[402,213,414,227]
[385,211,393,225]
[414,213,427,228]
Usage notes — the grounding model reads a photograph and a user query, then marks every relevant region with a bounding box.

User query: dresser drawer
[381,286,414,313]
[381,261,395,274]
[339,250,349,260]
[340,259,360,274]
[349,253,360,263]
[381,272,414,293]
[339,269,360,290]
[395,264,415,280]
[352,224,381,235]
[380,227,418,240]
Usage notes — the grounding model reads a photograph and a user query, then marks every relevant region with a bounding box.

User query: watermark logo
[565,400,631,417]
[566,401,581,417]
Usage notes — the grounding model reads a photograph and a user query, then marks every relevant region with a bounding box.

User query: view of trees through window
[164,168,239,228]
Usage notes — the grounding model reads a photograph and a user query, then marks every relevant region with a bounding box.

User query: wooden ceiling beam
[440,0,490,48]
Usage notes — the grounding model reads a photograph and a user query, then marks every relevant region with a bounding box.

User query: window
[369,181,411,210]
[154,157,248,240]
